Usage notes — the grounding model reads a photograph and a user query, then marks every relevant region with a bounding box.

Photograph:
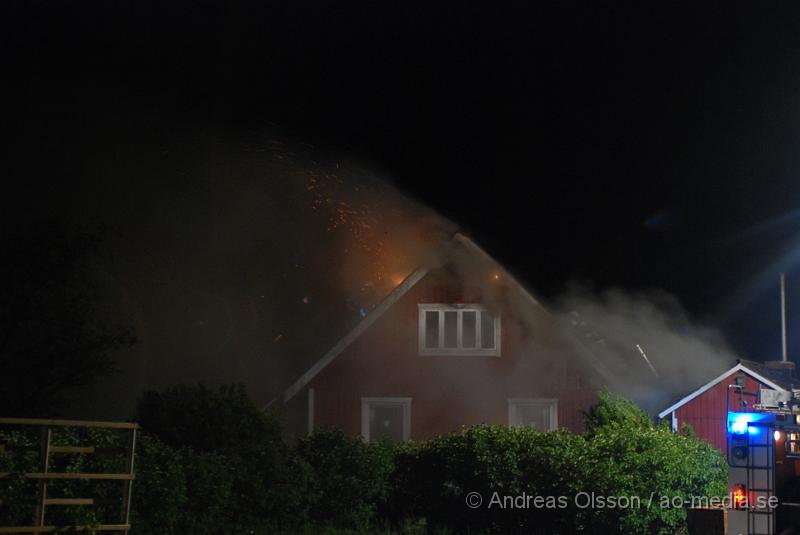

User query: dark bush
[392,390,725,534]
[0,430,39,527]
[131,433,187,535]
[395,425,591,534]
[295,428,395,531]
[135,383,281,454]
[179,449,234,534]
[132,383,308,534]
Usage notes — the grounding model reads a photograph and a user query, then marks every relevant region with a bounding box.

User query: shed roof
[736,359,795,391]
[657,360,793,418]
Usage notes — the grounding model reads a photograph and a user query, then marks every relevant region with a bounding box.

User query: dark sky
[5,0,800,363]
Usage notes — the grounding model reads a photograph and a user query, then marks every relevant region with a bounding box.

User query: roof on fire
[279,232,616,403]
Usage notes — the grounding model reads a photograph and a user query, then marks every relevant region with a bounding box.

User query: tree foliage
[0,222,134,416]
[583,387,653,434]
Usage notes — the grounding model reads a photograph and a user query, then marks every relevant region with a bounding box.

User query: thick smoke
[553,285,737,413]
[7,102,737,419]
[429,243,737,415]
[10,113,453,418]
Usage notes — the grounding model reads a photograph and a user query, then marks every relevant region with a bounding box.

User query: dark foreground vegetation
[1,386,725,535]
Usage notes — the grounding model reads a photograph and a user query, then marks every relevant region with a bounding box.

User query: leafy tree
[583,387,653,434]
[0,222,134,416]
[578,389,726,534]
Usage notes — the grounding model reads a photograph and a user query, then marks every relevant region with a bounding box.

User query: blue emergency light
[730,420,748,434]
[727,412,770,435]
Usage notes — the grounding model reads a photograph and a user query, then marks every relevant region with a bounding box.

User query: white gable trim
[282,268,429,402]
[657,363,788,419]
[453,233,542,307]
[453,233,617,386]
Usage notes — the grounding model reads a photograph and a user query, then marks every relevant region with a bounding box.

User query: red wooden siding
[673,371,772,454]
[308,268,601,440]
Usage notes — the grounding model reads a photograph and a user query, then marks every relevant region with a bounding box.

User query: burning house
[279,232,617,440]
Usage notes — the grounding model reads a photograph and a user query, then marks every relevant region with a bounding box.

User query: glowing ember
[263,141,445,313]
[301,158,416,296]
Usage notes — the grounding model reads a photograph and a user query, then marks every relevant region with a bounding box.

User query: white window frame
[361,397,412,442]
[508,398,558,431]
[417,304,501,356]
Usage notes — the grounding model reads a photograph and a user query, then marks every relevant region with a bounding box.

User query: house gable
[278,232,621,440]
[280,232,615,407]
[302,255,608,438]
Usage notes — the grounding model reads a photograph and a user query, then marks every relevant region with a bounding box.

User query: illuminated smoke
[34,122,454,417]
[15,110,732,419]
[553,285,736,413]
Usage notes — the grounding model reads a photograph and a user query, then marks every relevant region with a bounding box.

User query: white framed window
[418,304,501,356]
[361,397,411,442]
[508,398,558,431]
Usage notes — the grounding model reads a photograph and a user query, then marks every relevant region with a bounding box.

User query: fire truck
[727,384,800,534]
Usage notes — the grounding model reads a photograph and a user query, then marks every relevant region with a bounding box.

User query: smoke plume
[553,285,736,413]
[5,102,736,419]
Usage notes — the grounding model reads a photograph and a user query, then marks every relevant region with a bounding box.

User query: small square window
[508,399,558,431]
[361,398,411,442]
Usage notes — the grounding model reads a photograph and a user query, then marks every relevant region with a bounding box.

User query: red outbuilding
[658,360,795,454]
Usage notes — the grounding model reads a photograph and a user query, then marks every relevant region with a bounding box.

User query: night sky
[5,1,800,369]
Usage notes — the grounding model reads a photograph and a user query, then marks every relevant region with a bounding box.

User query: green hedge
[295,428,395,530]
[1,388,726,534]
[133,384,308,534]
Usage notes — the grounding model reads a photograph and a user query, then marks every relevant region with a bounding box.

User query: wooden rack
[0,417,137,534]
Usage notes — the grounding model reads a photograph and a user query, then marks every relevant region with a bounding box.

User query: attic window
[418,304,500,356]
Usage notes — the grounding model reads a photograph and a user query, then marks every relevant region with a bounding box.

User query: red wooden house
[658,360,795,453]
[280,233,615,441]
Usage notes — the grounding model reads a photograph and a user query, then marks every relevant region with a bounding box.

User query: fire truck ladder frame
[744,421,776,535]
[728,383,777,535]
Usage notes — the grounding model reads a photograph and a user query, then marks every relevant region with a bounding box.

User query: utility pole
[781,272,788,362]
